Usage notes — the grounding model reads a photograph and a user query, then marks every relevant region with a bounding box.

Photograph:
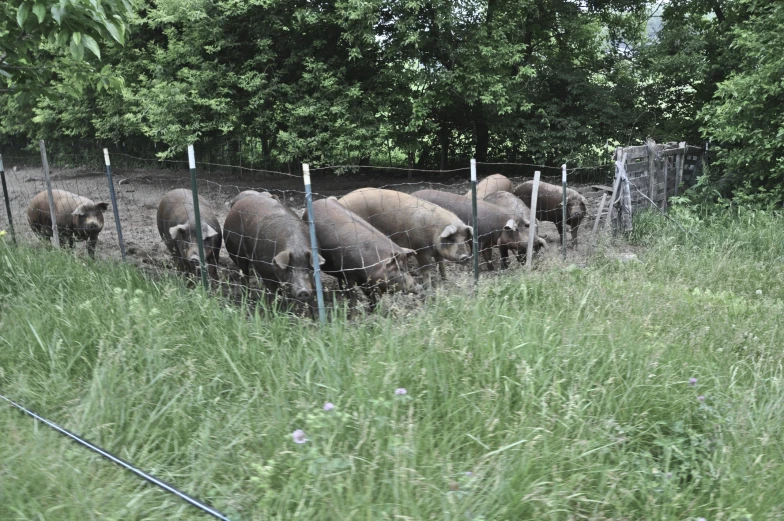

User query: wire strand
[0,393,234,521]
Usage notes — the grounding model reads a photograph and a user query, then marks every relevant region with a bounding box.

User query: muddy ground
[0,162,623,315]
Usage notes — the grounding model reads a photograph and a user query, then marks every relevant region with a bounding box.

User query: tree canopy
[1,0,782,202]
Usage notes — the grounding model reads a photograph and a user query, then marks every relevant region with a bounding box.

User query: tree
[1,0,133,95]
[700,1,784,203]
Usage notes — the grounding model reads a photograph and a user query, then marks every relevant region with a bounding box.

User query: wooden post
[408,151,413,182]
[590,194,608,240]
[603,169,621,232]
[675,141,686,196]
[39,140,60,249]
[662,155,669,213]
[526,171,541,270]
[647,140,656,209]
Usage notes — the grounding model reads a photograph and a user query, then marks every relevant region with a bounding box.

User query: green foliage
[2,213,784,519]
[1,0,133,96]
[700,1,784,204]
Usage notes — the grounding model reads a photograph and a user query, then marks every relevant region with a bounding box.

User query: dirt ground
[0,162,619,315]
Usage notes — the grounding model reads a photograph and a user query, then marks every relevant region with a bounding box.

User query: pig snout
[458,253,471,263]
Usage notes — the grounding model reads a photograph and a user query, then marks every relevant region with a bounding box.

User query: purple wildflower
[292,429,308,444]
[689,377,698,386]
[697,518,706,521]
[395,388,407,395]
[323,402,335,411]
[698,395,705,402]
[465,471,473,477]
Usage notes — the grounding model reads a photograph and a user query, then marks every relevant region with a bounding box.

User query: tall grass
[1,209,783,520]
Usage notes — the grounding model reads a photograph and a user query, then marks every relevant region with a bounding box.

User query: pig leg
[481,244,495,271]
[416,251,435,288]
[555,221,565,245]
[570,223,580,245]
[499,245,510,270]
[86,234,97,258]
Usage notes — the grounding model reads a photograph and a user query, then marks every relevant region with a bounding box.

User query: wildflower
[756,290,762,295]
[323,402,335,411]
[689,377,698,386]
[698,395,705,402]
[697,518,706,521]
[292,429,307,444]
[666,472,672,479]
[465,471,473,477]
[394,388,407,395]
[0,230,6,237]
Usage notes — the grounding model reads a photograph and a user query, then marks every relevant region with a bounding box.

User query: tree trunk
[475,119,489,162]
[439,124,449,171]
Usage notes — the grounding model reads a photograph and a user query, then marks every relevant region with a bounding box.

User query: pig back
[513,181,564,221]
[338,188,454,250]
[27,189,94,232]
[412,189,512,242]
[466,174,513,199]
[310,197,400,275]
[224,194,310,276]
[484,191,532,226]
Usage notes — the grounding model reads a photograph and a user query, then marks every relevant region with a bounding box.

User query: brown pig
[514,181,588,245]
[223,193,324,304]
[305,197,421,314]
[27,189,109,258]
[484,190,547,262]
[156,188,222,280]
[337,188,472,288]
[225,190,278,209]
[464,174,513,199]
[412,189,524,271]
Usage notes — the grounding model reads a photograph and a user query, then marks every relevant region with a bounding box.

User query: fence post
[302,164,326,325]
[0,155,16,244]
[526,171,541,270]
[675,141,686,196]
[39,140,60,249]
[470,159,479,283]
[103,149,126,262]
[662,154,669,213]
[187,145,209,291]
[588,192,608,256]
[561,164,567,260]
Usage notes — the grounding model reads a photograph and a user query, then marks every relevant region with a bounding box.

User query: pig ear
[465,225,474,239]
[440,225,457,238]
[317,253,326,266]
[504,218,517,231]
[169,224,188,240]
[327,196,338,201]
[203,224,219,239]
[71,204,87,216]
[95,202,109,212]
[401,247,416,259]
[273,250,291,270]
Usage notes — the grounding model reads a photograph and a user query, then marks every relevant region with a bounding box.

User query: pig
[464,174,514,199]
[226,190,278,209]
[305,196,420,314]
[27,189,109,258]
[483,190,547,262]
[337,188,472,288]
[223,193,324,304]
[411,189,525,271]
[156,188,222,280]
[514,181,588,245]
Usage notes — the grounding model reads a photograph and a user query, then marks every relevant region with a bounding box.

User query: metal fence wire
[0,141,697,320]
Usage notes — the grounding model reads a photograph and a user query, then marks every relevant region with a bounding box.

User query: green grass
[1,209,783,521]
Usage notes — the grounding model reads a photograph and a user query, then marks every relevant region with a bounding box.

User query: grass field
[1,209,783,521]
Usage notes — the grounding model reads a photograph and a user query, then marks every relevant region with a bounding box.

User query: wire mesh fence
[0,142,630,320]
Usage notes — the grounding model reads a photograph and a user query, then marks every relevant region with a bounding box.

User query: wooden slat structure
[616,140,704,212]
